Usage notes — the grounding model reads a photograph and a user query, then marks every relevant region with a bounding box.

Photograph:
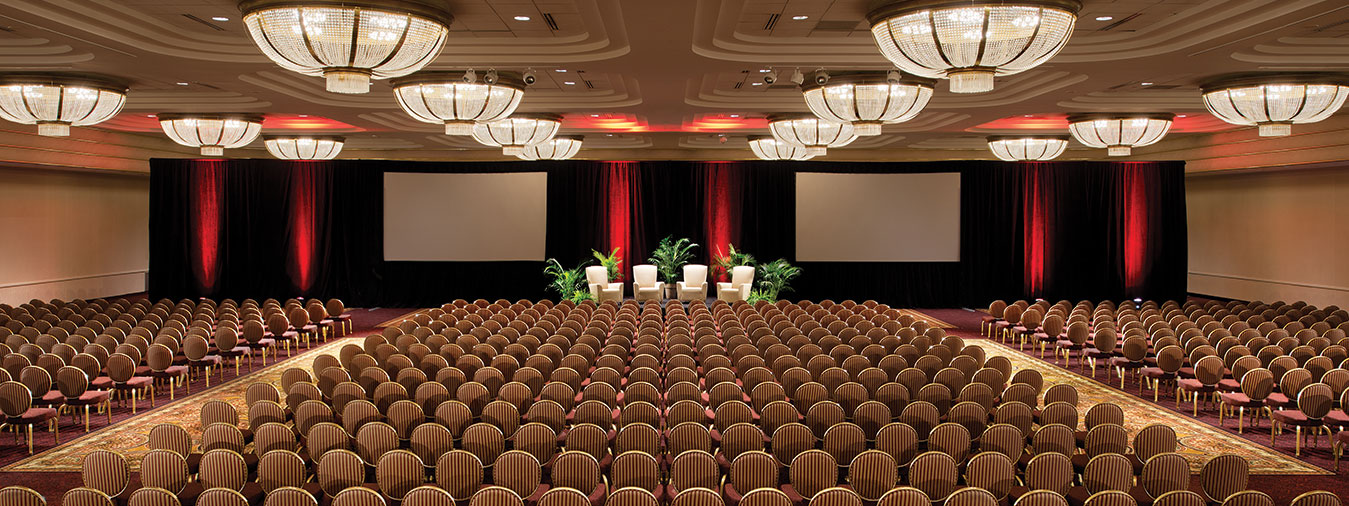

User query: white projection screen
[383,172,547,261]
[795,172,961,262]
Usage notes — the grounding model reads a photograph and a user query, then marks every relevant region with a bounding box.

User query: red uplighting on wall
[682,114,766,132]
[703,162,740,280]
[100,113,363,132]
[289,164,318,293]
[192,161,222,292]
[604,162,637,282]
[971,113,1229,133]
[1022,164,1047,296]
[566,113,649,132]
[1123,166,1148,295]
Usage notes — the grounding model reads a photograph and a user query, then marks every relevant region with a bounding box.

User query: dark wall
[149,158,1186,308]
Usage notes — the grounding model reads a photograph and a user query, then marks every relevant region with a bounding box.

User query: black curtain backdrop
[149,158,1187,308]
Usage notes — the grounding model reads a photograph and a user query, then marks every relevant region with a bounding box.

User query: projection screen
[795,172,960,262]
[383,172,547,261]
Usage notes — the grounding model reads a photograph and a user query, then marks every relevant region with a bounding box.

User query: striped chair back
[671,488,724,506]
[258,450,309,493]
[874,422,918,466]
[492,450,542,499]
[355,422,400,465]
[669,450,719,492]
[722,423,766,461]
[1140,453,1190,499]
[1200,454,1249,503]
[929,423,971,462]
[977,423,1023,462]
[668,421,713,457]
[469,487,524,506]
[993,401,1034,438]
[255,422,298,455]
[461,423,505,468]
[1288,491,1343,506]
[265,486,321,506]
[318,449,367,498]
[946,487,998,506]
[435,450,484,500]
[740,488,792,506]
[81,449,130,497]
[551,451,602,494]
[140,449,189,494]
[63,487,115,506]
[876,487,930,506]
[538,488,590,506]
[1081,454,1133,495]
[147,423,193,458]
[564,423,610,462]
[128,487,183,506]
[964,452,1015,501]
[331,487,387,506]
[808,488,862,506]
[908,451,959,502]
[615,423,659,456]
[508,423,555,468]
[200,449,248,491]
[387,400,426,440]
[1151,490,1207,506]
[612,451,661,493]
[852,401,891,439]
[1220,491,1274,506]
[1132,424,1178,463]
[436,400,475,437]
[846,450,897,502]
[1023,453,1073,495]
[729,450,779,494]
[199,488,249,506]
[201,400,238,427]
[788,449,838,499]
[376,450,425,501]
[1040,402,1078,430]
[821,422,866,467]
[1012,490,1069,506]
[1031,424,1075,456]
[1083,490,1136,506]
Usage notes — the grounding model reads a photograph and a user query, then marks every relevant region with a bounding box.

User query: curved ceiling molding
[927,72,1089,109]
[432,0,631,63]
[691,0,889,65]
[0,37,94,65]
[583,134,653,149]
[515,76,644,110]
[879,112,971,133]
[1056,90,1204,111]
[357,112,444,133]
[4,0,266,62]
[906,137,999,150]
[335,137,425,150]
[679,134,749,149]
[685,74,809,110]
[835,135,908,149]
[123,91,272,112]
[1055,0,1339,62]
[1231,37,1349,65]
[425,135,502,150]
[240,71,397,109]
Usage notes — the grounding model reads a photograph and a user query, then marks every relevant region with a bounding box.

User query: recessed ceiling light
[591,114,600,117]
[758,69,771,73]
[146,115,155,118]
[212,16,230,22]
[176,82,189,86]
[751,82,763,86]
[792,15,809,20]
[564,81,576,85]
[1095,16,1113,21]
[729,114,740,118]
[555,69,567,73]
[1177,114,1188,118]
[298,114,309,117]
[1141,82,1153,86]
[513,16,530,21]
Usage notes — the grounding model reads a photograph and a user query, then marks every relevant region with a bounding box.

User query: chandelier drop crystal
[392,71,526,135]
[264,135,344,160]
[868,0,1081,93]
[1067,113,1174,156]
[517,135,583,160]
[0,73,127,136]
[748,136,815,161]
[239,0,453,94]
[987,135,1069,161]
[471,114,562,156]
[767,114,857,156]
[802,72,934,136]
[158,113,264,156]
[1201,73,1349,137]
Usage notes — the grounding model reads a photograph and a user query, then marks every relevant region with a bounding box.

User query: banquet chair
[0,380,57,453]
[717,266,754,303]
[587,267,624,303]
[632,265,664,302]
[677,265,709,302]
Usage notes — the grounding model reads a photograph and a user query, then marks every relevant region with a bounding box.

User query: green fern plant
[648,236,699,285]
[543,258,590,300]
[711,244,755,283]
[592,247,623,281]
[753,258,802,301]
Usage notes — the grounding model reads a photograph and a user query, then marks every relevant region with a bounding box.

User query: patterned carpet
[971,338,1330,475]
[0,337,356,472]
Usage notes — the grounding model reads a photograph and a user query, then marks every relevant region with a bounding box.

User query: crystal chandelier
[392,71,526,135]
[802,72,934,136]
[158,113,264,156]
[987,135,1069,161]
[1067,113,1173,156]
[1201,73,1349,137]
[767,114,857,156]
[0,73,127,136]
[239,0,453,94]
[517,135,582,160]
[748,136,815,161]
[265,135,344,160]
[868,0,1081,93]
[471,114,561,156]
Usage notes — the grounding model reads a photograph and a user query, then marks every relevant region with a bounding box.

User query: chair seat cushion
[247,339,276,348]
[191,356,223,366]
[1108,357,1140,367]
[1264,393,1291,407]
[1139,368,1173,379]
[122,376,153,387]
[1217,379,1240,392]
[11,406,58,423]
[1176,378,1213,392]
[1218,392,1255,406]
[154,365,189,376]
[91,376,113,389]
[40,390,66,405]
[1325,411,1349,425]
[69,390,111,404]
[1271,410,1319,426]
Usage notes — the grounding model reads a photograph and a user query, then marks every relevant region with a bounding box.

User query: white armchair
[717,265,755,302]
[676,264,708,302]
[632,264,664,301]
[585,266,623,302]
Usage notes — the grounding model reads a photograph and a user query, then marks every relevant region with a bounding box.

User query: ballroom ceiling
[1,0,1348,162]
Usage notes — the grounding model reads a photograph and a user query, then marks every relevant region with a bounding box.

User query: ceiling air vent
[764,13,780,30]
[542,13,559,31]
[182,14,227,31]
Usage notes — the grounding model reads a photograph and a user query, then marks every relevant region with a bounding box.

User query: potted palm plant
[591,247,623,282]
[711,243,755,283]
[648,236,698,298]
[748,258,802,303]
[543,258,593,303]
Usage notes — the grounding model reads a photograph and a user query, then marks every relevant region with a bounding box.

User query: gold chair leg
[85,405,91,432]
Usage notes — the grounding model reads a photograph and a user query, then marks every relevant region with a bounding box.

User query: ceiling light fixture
[792,15,809,20]
[748,135,815,160]
[802,71,935,136]
[868,0,1081,93]
[1095,16,1112,21]
[1201,73,1349,137]
[767,114,857,156]
[176,82,190,86]
[1067,113,1174,156]
[1140,82,1153,86]
[239,0,453,94]
[264,135,344,159]
[158,113,264,156]
[471,113,562,156]
[391,70,525,135]
[564,81,576,85]
[513,15,530,21]
[517,135,583,160]
[0,73,127,137]
[986,135,1069,161]
[212,16,231,21]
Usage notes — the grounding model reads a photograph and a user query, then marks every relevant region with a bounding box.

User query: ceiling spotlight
[751,82,763,86]
[513,16,531,21]
[240,0,453,93]
[869,0,1082,93]
[987,135,1070,161]
[1201,72,1349,136]
[729,114,740,118]
[564,81,576,85]
[157,113,264,156]
[555,69,567,72]
[1095,16,1113,21]
[1067,113,1175,156]
[212,16,230,21]
[265,135,344,160]
[176,82,190,86]
[1140,82,1153,86]
[802,71,935,136]
[792,15,809,20]
[0,73,128,136]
